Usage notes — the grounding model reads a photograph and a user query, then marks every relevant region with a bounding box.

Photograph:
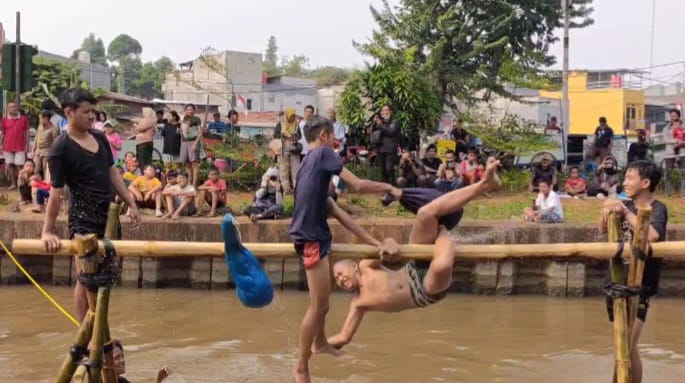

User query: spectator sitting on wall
[528,156,557,193]
[523,178,563,224]
[112,339,172,383]
[584,116,614,170]
[417,144,441,188]
[195,167,227,217]
[587,156,620,199]
[435,149,463,192]
[627,129,649,163]
[243,166,284,222]
[128,164,163,217]
[17,159,36,205]
[564,166,587,198]
[161,171,197,220]
[460,147,484,186]
[396,150,421,188]
[30,174,51,213]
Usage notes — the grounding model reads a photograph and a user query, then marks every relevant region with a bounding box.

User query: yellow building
[540,70,645,136]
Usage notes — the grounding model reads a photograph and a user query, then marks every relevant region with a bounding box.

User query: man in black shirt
[41,88,140,322]
[528,157,557,192]
[627,129,649,163]
[599,160,667,383]
[418,144,442,188]
[585,116,614,169]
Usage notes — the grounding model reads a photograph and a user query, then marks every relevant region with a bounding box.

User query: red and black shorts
[294,240,331,270]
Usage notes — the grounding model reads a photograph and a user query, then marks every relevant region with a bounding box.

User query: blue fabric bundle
[222,214,273,308]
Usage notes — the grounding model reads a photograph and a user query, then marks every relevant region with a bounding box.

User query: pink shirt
[1,115,29,153]
[106,132,122,160]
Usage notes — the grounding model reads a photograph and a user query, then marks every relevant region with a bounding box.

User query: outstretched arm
[327,197,380,248]
[328,298,366,349]
[339,167,395,194]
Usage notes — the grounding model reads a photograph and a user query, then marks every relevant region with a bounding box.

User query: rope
[0,240,80,327]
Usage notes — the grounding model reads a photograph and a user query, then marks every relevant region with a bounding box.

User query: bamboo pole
[55,311,95,383]
[608,215,631,383]
[100,202,120,383]
[627,208,651,332]
[11,240,685,261]
[87,288,111,383]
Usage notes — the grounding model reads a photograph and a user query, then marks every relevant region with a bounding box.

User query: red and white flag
[237,94,247,114]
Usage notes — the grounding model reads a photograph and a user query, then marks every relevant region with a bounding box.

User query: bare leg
[172,197,192,220]
[422,228,455,295]
[73,254,89,322]
[161,196,175,219]
[407,158,501,245]
[192,162,200,188]
[8,164,18,189]
[293,257,333,383]
[207,191,218,216]
[155,192,163,216]
[194,190,206,216]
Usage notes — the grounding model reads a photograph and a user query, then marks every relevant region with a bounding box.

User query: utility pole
[15,11,21,104]
[561,0,570,168]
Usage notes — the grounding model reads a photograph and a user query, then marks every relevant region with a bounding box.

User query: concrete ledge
[2,214,685,297]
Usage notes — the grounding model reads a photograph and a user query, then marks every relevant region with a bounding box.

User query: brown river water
[1,287,684,383]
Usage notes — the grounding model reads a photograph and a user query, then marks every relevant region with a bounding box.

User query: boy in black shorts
[599,160,667,383]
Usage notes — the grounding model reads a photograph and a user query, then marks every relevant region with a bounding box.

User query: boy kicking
[289,117,398,383]
[327,158,501,349]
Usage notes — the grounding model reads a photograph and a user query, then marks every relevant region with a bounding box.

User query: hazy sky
[3,0,685,83]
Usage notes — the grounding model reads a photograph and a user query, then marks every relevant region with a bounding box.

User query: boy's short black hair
[144,164,156,171]
[626,160,661,193]
[61,88,97,110]
[445,149,456,156]
[40,110,53,118]
[599,116,607,124]
[177,171,189,179]
[669,108,681,118]
[166,170,178,179]
[304,105,315,112]
[569,165,580,172]
[305,117,334,143]
[538,177,552,186]
[208,166,219,174]
[227,110,239,118]
[466,147,478,154]
[426,144,437,152]
[184,103,196,111]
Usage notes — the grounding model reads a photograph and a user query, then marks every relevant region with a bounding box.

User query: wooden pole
[100,202,120,383]
[12,240,685,261]
[87,288,110,383]
[55,311,95,383]
[626,208,652,359]
[608,214,631,383]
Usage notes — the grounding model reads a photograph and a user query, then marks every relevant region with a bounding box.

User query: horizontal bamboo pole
[10,239,685,261]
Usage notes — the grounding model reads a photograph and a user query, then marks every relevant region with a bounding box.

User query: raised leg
[422,228,455,295]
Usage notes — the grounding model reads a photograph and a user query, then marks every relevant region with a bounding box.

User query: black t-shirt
[288,147,343,243]
[161,122,181,156]
[614,199,668,295]
[48,130,114,237]
[627,142,649,162]
[594,126,614,148]
[532,165,555,186]
[118,377,132,383]
[421,157,442,173]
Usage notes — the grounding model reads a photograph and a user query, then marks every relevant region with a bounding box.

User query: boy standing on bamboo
[288,117,398,383]
[599,160,667,383]
[40,88,140,322]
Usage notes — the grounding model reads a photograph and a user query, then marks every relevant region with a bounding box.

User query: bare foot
[312,343,344,357]
[206,210,216,217]
[292,366,311,383]
[390,186,402,200]
[481,157,502,191]
[192,211,202,217]
[160,213,171,219]
[171,213,181,220]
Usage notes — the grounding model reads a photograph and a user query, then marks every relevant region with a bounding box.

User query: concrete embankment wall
[1,215,684,297]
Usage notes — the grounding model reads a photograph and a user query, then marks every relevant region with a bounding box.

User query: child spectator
[128,164,163,217]
[588,156,620,199]
[33,111,59,181]
[195,167,227,217]
[523,179,563,224]
[161,111,182,165]
[564,166,587,198]
[161,171,196,219]
[672,118,685,156]
[104,121,122,161]
[396,150,420,188]
[436,149,462,191]
[460,147,483,186]
[121,152,139,186]
[17,159,36,205]
[30,175,51,213]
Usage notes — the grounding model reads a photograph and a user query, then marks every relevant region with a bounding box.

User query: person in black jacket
[377,104,399,184]
[627,129,649,163]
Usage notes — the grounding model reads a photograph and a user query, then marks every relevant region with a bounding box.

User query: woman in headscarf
[274,107,301,192]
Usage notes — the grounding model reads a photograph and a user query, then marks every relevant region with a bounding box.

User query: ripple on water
[210,339,242,350]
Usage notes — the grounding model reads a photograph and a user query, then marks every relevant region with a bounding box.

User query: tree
[134,57,175,99]
[71,33,107,66]
[358,0,594,110]
[21,57,82,114]
[280,54,309,77]
[115,55,143,95]
[107,34,143,62]
[338,50,443,150]
[309,66,354,87]
[263,36,280,76]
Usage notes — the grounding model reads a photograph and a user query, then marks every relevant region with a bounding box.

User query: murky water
[1,287,684,383]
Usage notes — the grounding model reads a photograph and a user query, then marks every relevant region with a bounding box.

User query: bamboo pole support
[11,240,685,261]
[87,287,111,383]
[100,202,120,383]
[627,207,652,351]
[55,311,95,383]
[608,214,631,383]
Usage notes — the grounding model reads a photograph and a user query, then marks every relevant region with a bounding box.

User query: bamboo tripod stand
[56,203,121,383]
[607,208,652,383]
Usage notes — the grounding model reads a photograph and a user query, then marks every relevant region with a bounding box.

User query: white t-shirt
[298,120,309,155]
[535,190,563,219]
[166,184,195,196]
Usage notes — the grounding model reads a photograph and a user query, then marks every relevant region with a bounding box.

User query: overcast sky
[3,0,685,83]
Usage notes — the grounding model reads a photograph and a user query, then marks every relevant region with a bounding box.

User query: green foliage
[280,54,310,77]
[359,0,594,110]
[461,112,556,157]
[263,36,280,76]
[498,168,533,194]
[115,55,143,95]
[135,57,175,99]
[71,33,107,66]
[283,195,294,216]
[21,57,81,115]
[107,34,142,62]
[338,52,443,147]
[309,66,354,87]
